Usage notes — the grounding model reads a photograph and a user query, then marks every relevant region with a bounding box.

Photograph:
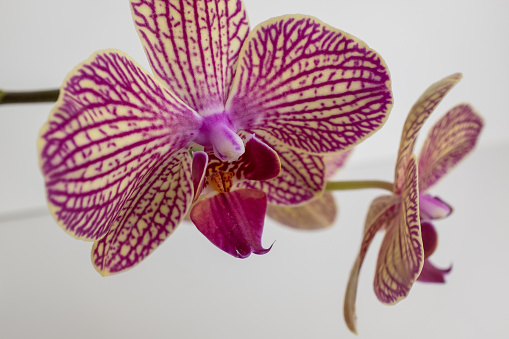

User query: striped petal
[266,191,337,229]
[239,136,325,205]
[38,50,200,241]
[418,104,484,191]
[344,196,400,334]
[363,195,400,232]
[374,156,423,304]
[394,73,462,193]
[227,15,392,154]
[190,188,270,258]
[130,0,249,112]
[92,149,194,276]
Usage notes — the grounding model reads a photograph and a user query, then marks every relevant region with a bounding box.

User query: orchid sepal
[418,103,484,191]
[130,0,249,113]
[394,73,462,193]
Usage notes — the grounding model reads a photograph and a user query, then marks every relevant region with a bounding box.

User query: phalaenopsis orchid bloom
[343,73,483,333]
[37,0,393,275]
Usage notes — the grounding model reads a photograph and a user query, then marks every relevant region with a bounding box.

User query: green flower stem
[326,180,394,192]
[0,89,59,105]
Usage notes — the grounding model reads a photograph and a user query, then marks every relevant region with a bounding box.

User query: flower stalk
[326,180,394,192]
[0,89,59,105]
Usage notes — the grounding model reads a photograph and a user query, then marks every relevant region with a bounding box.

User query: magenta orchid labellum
[37,0,393,275]
[343,73,484,333]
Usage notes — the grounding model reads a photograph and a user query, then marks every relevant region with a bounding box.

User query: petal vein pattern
[344,197,399,334]
[227,15,392,154]
[394,73,461,192]
[418,104,483,191]
[38,50,200,241]
[92,150,194,275]
[374,156,423,304]
[131,0,249,112]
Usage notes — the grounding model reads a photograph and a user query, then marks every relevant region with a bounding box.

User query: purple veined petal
[91,149,194,276]
[417,260,452,283]
[190,188,271,258]
[394,73,462,194]
[418,104,484,191]
[226,14,392,154]
[266,191,337,230]
[344,196,400,334]
[205,134,281,182]
[420,221,438,258]
[192,151,208,202]
[38,49,200,241]
[324,150,352,180]
[374,156,424,304]
[130,0,249,113]
[238,135,325,205]
[363,195,400,232]
[420,194,453,221]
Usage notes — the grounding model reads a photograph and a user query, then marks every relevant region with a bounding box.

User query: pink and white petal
[418,104,484,191]
[38,49,200,241]
[344,197,400,334]
[420,194,453,221]
[130,0,249,112]
[227,15,392,154]
[374,156,424,304]
[191,151,208,202]
[324,150,352,180]
[206,135,281,182]
[394,73,462,194]
[417,260,452,283]
[266,191,337,230]
[238,137,325,205]
[92,149,194,276]
[364,195,400,232]
[190,188,271,258]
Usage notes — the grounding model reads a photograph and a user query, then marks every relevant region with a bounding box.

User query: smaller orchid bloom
[343,73,484,333]
[38,0,393,275]
[266,151,352,229]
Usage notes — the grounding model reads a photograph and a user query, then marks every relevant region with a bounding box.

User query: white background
[0,1,508,338]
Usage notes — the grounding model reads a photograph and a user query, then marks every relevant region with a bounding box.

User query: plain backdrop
[0,1,508,338]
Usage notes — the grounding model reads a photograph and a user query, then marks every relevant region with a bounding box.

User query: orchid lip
[195,113,244,162]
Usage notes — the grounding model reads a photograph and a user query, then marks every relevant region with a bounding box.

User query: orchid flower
[343,73,483,333]
[266,151,351,229]
[37,0,393,275]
